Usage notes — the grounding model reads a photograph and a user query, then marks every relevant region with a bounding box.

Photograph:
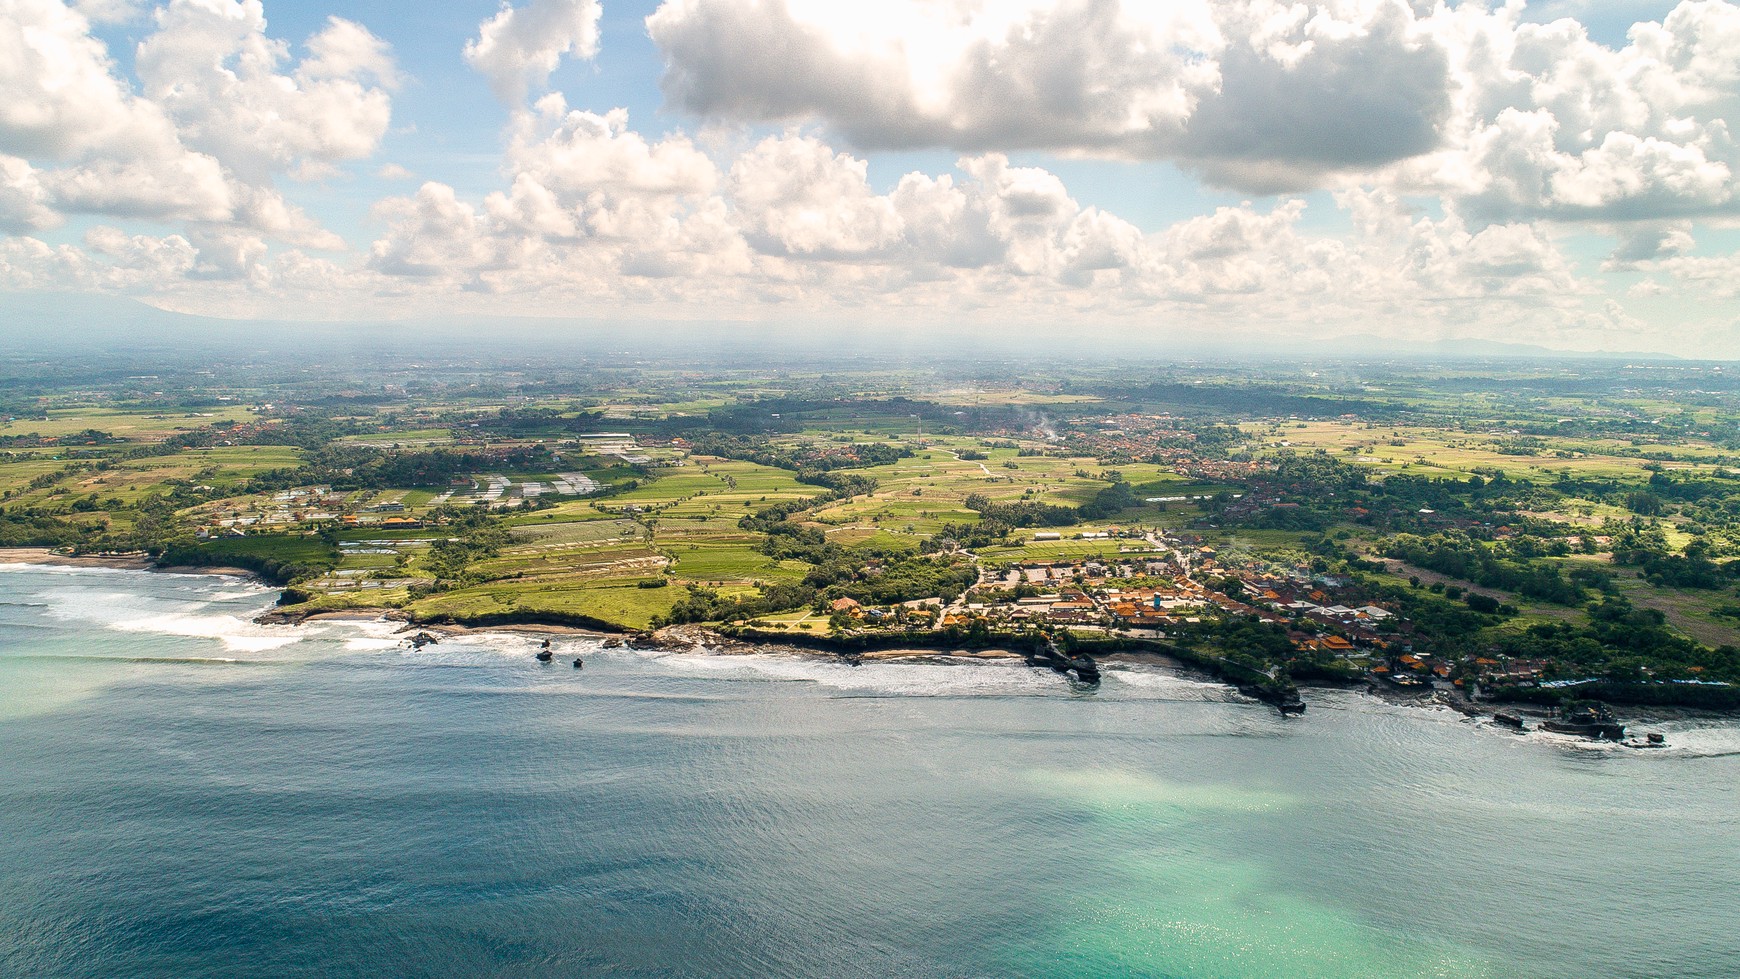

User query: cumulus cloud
[348,110,1593,337]
[647,0,1740,216]
[506,97,717,200]
[136,0,397,182]
[1380,0,1740,222]
[40,151,232,221]
[1647,253,1740,299]
[728,135,903,257]
[84,225,199,278]
[1605,221,1695,269]
[647,0,1452,191]
[0,0,395,278]
[465,0,602,104]
[0,0,178,160]
[0,156,58,233]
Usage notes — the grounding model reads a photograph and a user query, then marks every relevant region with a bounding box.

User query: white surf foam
[0,562,133,576]
[633,649,1064,697]
[1100,665,1240,701]
[109,613,302,653]
[1641,724,1740,758]
[206,589,275,602]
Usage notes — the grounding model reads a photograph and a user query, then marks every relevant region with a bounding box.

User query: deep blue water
[3,564,1739,978]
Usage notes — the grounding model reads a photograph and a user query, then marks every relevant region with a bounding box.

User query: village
[812,526,1501,694]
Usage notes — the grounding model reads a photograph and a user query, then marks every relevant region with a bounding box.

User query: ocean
[2,563,1737,978]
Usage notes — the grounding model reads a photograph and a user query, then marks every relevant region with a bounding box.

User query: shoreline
[1,557,1714,732]
[256,599,1740,727]
[0,548,260,580]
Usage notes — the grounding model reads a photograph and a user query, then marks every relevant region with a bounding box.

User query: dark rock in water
[1493,711,1526,731]
[1540,701,1624,741]
[406,632,441,649]
[535,649,553,663]
[625,632,696,652]
[1024,638,1100,686]
[1239,678,1307,716]
[572,657,584,669]
[1069,657,1101,685]
[602,638,624,649]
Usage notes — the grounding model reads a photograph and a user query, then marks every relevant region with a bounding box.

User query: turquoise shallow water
[3,564,1739,978]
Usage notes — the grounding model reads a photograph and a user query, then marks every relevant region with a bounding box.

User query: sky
[2,0,1739,356]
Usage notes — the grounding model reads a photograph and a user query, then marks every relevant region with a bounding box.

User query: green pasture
[663,539,808,584]
[0,405,257,440]
[467,542,665,581]
[410,577,682,630]
[1252,421,1726,482]
[509,518,643,547]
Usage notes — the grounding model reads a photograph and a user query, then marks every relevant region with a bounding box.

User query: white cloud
[0,0,177,160]
[728,134,903,257]
[186,227,271,282]
[39,151,232,221]
[84,225,199,277]
[367,181,491,279]
[345,116,1604,341]
[136,1,397,183]
[0,0,397,279]
[1391,0,1740,222]
[72,0,140,24]
[646,0,1740,217]
[466,0,602,104]
[0,156,58,233]
[1649,252,1740,298]
[507,97,718,200]
[647,0,1451,191]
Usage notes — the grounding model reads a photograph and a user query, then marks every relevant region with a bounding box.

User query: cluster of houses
[1059,415,1205,460]
[828,544,1411,658]
[199,485,435,537]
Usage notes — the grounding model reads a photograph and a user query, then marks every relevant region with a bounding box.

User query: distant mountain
[0,293,273,352]
[0,291,1702,362]
[1306,334,1684,362]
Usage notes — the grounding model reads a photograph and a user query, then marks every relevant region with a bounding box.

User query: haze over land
[3,0,1739,356]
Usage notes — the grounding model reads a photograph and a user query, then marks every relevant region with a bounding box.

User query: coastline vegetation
[6,348,1740,709]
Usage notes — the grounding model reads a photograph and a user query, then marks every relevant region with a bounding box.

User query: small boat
[535,647,554,663]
